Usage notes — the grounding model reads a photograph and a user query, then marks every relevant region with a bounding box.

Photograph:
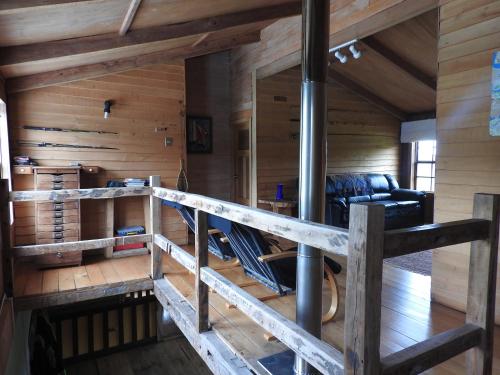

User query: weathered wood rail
[4,176,498,375]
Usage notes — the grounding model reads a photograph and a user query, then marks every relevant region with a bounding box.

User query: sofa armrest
[423,192,434,224]
[331,197,347,208]
[326,196,348,228]
[391,188,426,202]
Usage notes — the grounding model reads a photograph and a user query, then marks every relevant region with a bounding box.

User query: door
[232,116,252,206]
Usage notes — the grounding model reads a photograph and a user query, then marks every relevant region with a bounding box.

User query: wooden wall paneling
[185,52,233,201]
[255,66,401,203]
[432,0,500,323]
[8,62,188,247]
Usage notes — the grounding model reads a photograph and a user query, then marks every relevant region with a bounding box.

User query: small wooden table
[258,199,297,215]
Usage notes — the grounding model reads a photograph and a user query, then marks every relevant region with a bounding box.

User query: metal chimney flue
[295,0,330,374]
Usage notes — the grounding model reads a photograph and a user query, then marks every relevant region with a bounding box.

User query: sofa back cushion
[327,174,372,198]
[366,174,390,193]
[384,174,399,190]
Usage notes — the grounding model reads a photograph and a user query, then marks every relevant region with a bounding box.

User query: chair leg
[322,262,340,324]
[263,262,340,341]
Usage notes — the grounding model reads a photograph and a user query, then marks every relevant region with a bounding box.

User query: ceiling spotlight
[349,44,362,59]
[104,100,112,119]
[334,51,348,64]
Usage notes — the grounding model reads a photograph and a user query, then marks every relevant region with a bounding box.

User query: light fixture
[329,39,357,54]
[104,100,112,119]
[334,51,348,64]
[349,44,362,59]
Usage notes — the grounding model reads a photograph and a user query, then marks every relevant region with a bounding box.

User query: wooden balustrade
[3,175,499,375]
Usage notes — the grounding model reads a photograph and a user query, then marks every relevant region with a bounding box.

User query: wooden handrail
[383,219,490,258]
[155,233,196,273]
[152,186,349,257]
[381,324,483,374]
[10,186,151,202]
[10,234,152,257]
[200,267,345,374]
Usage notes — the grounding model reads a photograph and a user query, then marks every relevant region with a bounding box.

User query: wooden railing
[5,175,499,375]
[8,185,152,258]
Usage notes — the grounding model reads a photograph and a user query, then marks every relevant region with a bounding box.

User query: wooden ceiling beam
[361,36,436,91]
[327,69,408,121]
[0,0,92,12]
[6,31,261,94]
[119,0,143,36]
[0,2,300,67]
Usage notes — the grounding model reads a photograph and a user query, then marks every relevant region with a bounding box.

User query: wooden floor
[164,248,500,375]
[13,254,153,310]
[12,248,500,374]
[66,337,211,375]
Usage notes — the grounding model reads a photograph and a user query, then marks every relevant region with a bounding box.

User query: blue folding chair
[162,200,235,260]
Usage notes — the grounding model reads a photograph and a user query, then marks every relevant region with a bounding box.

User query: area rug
[384,250,432,276]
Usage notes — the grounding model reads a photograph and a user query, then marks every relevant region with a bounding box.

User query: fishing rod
[20,125,118,135]
[17,140,118,150]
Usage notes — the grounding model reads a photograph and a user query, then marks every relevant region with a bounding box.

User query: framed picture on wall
[187,116,212,153]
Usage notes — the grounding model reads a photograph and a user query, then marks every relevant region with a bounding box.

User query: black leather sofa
[321,173,428,230]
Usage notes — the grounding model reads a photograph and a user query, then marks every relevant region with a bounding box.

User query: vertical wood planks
[195,209,209,333]
[466,193,500,375]
[149,176,162,280]
[104,198,114,258]
[344,203,385,375]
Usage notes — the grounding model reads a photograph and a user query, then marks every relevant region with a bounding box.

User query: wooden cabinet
[34,167,82,267]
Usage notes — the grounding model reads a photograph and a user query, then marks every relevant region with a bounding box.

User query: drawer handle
[54,225,64,231]
[54,232,63,239]
[53,203,64,210]
[54,218,63,225]
[54,211,63,218]
[53,175,63,182]
[53,182,64,190]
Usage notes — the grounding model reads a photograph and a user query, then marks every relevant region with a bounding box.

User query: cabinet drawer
[36,201,79,211]
[38,223,80,232]
[36,181,79,190]
[37,215,79,226]
[35,168,78,174]
[37,209,79,219]
[33,251,82,268]
[36,229,79,240]
[36,174,79,183]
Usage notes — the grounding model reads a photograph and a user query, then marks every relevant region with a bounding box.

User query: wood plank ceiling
[328,10,438,119]
[0,0,300,82]
[0,1,437,119]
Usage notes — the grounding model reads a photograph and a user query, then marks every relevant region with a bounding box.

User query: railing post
[466,193,500,375]
[344,203,385,375]
[149,175,162,280]
[195,209,209,332]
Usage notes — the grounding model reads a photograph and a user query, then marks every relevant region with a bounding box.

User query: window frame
[413,140,436,192]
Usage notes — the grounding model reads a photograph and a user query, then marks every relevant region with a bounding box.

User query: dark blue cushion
[366,174,390,193]
[391,189,425,202]
[385,174,399,190]
[370,193,391,201]
[347,195,371,204]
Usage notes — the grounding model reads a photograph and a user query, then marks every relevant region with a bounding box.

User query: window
[414,140,436,192]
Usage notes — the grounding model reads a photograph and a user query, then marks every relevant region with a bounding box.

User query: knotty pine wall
[8,62,187,246]
[256,67,401,202]
[432,0,500,323]
[186,52,233,201]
